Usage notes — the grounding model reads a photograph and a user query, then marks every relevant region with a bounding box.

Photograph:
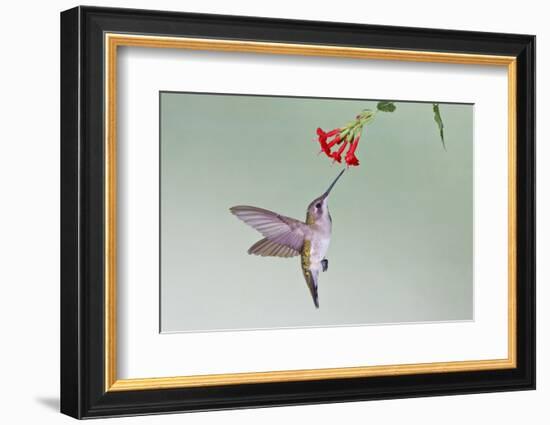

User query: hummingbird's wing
[247,237,299,257]
[229,206,308,255]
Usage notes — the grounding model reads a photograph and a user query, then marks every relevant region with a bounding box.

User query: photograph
[160,92,474,332]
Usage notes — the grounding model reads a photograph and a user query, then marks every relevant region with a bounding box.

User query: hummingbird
[230,169,346,308]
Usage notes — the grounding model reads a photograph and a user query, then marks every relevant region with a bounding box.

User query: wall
[0,0,545,423]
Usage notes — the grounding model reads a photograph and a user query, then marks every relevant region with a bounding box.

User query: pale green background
[160,92,473,333]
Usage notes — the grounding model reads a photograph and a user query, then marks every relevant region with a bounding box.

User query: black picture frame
[61,5,535,419]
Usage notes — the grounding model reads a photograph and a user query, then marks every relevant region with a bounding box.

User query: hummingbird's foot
[321,259,328,272]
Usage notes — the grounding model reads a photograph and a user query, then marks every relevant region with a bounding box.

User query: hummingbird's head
[306,169,345,224]
[307,194,330,223]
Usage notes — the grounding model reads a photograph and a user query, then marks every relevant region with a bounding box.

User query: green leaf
[432,103,446,150]
[376,101,396,113]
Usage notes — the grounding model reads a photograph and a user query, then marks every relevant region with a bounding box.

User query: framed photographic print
[60,6,535,419]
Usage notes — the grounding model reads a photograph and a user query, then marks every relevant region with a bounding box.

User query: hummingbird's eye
[315,203,322,209]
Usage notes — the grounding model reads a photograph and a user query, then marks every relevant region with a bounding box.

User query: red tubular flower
[316,112,371,167]
[345,136,360,167]
[316,127,328,140]
[316,128,341,156]
[330,140,348,163]
[326,134,342,149]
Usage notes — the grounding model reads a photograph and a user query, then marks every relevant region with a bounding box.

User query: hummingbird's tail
[302,268,320,309]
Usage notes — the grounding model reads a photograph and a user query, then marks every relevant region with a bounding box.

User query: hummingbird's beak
[321,168,346,199]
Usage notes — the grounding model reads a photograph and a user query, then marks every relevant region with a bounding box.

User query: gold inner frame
[104,33,517,392]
